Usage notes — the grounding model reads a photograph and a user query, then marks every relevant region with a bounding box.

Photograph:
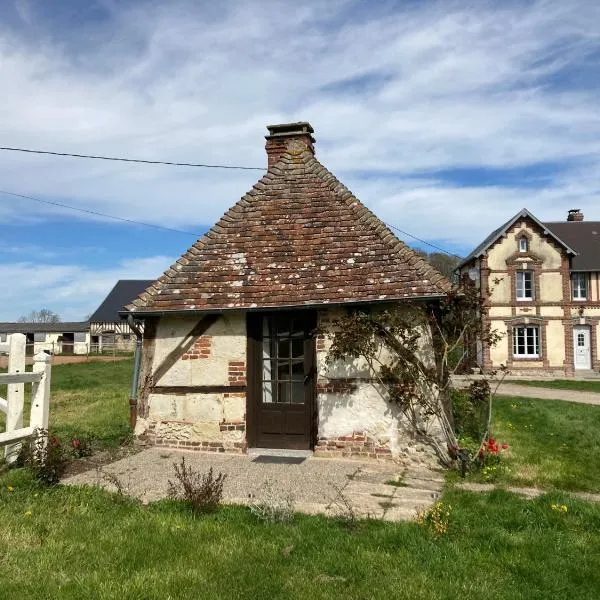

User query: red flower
[501,443,509,450]
[72,439,80,449]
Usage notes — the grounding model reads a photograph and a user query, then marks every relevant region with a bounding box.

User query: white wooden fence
[0,333,52,463]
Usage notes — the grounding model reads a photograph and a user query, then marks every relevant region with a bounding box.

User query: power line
[0,188,460,258]
[384,222,463,259]
[0,145,265,171]
[0,189,203,237]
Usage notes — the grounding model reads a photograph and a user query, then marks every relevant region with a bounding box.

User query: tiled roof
[543,221,600,271]
[89,280,154,323]
[0,322,89,334]
[127,138,451,313]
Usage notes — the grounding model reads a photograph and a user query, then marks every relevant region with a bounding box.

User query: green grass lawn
[509,379,600,393]
[0,359,133,448]
[480,396,600,493]
[0,469,598,600]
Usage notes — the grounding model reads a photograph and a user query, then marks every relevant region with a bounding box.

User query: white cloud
[0,255,174,321]
[0,0,599,249]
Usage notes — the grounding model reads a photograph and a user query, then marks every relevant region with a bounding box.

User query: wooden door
[247,311,316,449]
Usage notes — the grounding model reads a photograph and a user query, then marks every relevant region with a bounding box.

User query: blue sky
[1,0,599,320]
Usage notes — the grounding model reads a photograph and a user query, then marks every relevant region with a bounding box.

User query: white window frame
[519,237,528,252]
[513,326,540,358]
[516,270,534,301]
[572,273,588,301]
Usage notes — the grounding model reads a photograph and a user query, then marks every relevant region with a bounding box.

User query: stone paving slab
[63,447,444,521]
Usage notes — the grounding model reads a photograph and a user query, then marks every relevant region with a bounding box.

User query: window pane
[278,381,290,404]
[291,382,304,404]
[278,339,290,358]
[291,338,304,358]
[291,360,304,380]
[277,362,290,381]
[262,359,274,381]
[262,382,274,404]
[516,273,524,297]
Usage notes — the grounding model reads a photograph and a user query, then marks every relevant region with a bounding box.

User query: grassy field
[510,379,600,393]
[0,468,599,600]
[463,395,600,493]
[0,359,133,448]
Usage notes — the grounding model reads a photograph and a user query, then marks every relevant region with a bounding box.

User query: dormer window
[519,237,528,252]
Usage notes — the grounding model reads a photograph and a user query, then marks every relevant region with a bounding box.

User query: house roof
[542,221,600,271]
[0,322,89,334]
[458,208,578,268]
[90,280,154,323]
[126,126,451,313]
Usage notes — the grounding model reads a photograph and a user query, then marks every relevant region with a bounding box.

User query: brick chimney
[567,209,584,222]
[265,122,315,169]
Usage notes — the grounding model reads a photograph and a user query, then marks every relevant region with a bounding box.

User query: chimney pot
[567,209,584,222]
[265,121,315,168]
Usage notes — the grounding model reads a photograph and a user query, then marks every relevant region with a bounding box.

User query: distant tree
[415,250,462,282]
[17,309,62,324]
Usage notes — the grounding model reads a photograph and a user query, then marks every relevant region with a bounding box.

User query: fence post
[5,333,26,463]
[30,352,52,437]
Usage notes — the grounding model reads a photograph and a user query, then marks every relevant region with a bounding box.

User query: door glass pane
[291,360,304,379]
[262,382,274,404]
[278,381,290,404]
[291,382,304,404]
[278,339,290,358]
[277,362,290,381]
[262,359,273,381]
[578,333,585,347]
[291,339,303,358]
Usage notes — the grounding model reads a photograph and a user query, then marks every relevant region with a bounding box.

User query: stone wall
[314,307,443,463]
[137,313,247,452]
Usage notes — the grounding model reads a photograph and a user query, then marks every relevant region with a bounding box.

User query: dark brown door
[247,311,316,449]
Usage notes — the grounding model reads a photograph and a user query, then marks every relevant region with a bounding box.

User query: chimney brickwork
[265,122,315,168]
[567,209,584,222]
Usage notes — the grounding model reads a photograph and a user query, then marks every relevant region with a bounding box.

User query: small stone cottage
[125,122,450,459]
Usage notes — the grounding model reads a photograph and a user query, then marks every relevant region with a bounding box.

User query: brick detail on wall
[314,431,392,460]
[228,361,246,386]
[143,422,246,453]
[182,336,212,360]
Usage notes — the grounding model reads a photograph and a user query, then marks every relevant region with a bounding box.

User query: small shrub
[249,480,295,523]
[416,501,452,536]
[167,457,226,515]
[18,429,70,486]
[70,434,94,458]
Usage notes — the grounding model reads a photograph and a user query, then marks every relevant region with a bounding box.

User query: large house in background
[124,122,450,458]
[459,208,600,376]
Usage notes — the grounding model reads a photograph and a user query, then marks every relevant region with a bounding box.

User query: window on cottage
[516,271,534,300]
[513,326,540,358]
[519,237,528,252]
[74,332,87,343]
[33,332,47,342]
[572,273,588,300]
[0,333,6,342]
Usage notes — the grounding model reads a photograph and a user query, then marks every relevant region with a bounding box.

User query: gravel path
[494,383,600,405]
[63,447,444,521]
